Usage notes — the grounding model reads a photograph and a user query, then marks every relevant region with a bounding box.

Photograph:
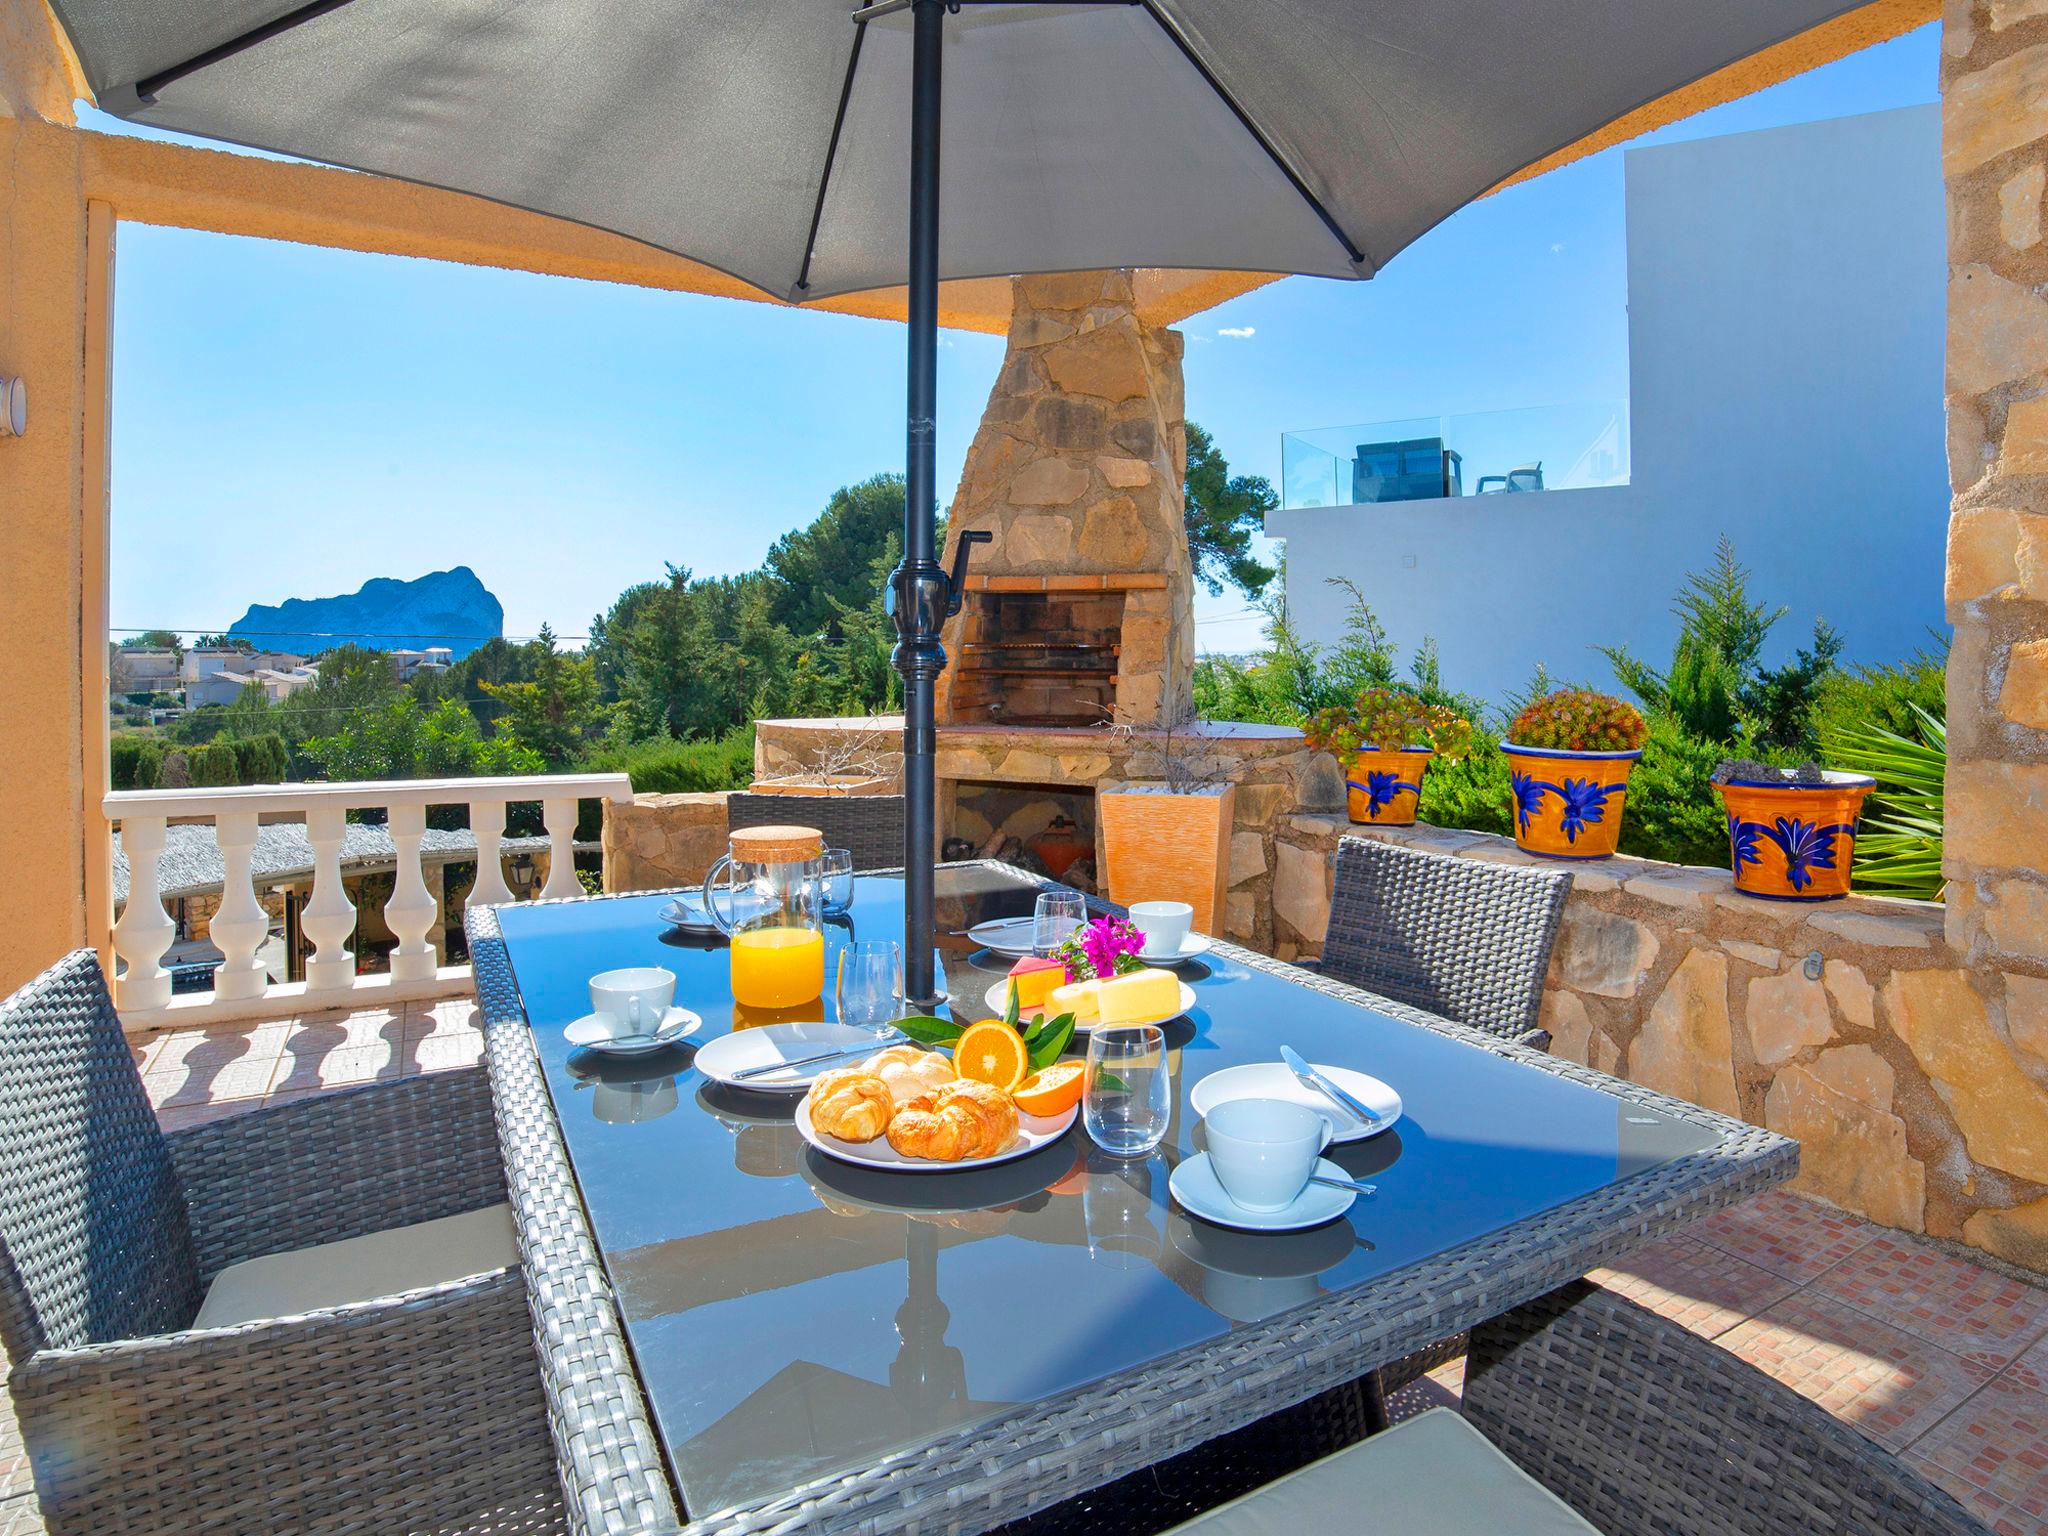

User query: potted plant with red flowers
[1503,689,1648,859]
[1306,687,1474,826]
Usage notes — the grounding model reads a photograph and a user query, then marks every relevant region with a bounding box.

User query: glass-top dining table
[467,862,1793,1536]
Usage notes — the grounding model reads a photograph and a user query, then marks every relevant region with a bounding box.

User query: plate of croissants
[796,1044,1079,1170]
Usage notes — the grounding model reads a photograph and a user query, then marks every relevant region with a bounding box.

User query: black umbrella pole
[896,0,945,1011]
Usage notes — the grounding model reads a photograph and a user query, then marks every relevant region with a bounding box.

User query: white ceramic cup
[1129,900,1194,956]
[590,1077,680,1124]
[1204,1097,1332,1212]
[588,967,676,1037]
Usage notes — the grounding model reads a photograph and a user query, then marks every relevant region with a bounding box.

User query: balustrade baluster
[541,797,582,899]
[208,811,271,1000]
[302,803,358,992]
[467,796,514,907]
[384,803,439,982]
[111,814,174,1012]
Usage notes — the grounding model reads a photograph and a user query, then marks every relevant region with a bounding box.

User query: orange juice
[729,926,825,1009]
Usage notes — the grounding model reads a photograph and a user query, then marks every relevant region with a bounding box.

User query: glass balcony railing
[1279,401,1631,510]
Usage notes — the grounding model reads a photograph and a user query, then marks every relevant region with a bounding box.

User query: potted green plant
[1710,758,1875,901]
[1305,688,1473,826]
[1503,689,1648,859]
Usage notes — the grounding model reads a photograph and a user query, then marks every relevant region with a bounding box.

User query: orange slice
[953,1020,1030,1094]
[1012,1061,1085,1117]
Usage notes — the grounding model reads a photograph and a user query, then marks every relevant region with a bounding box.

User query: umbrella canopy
[49,0,1871,1003]
[55,0,1862,302]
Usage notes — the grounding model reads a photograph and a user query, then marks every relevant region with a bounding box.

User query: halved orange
[1012,1061,1085,1117]
[953,1020,1030,1094]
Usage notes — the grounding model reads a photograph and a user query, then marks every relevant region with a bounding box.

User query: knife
[1279,1044,1383,1132]
[732,1032,907,1082]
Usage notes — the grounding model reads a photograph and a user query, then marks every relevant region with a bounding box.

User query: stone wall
[602,792,731,895]
[1275,816,2048,1273]
[935,271,1197,727]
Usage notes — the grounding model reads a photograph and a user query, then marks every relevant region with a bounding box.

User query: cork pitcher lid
[729,824,825,862]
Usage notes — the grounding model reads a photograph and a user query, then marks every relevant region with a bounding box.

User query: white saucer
[1170,1152,1357,1232]
[984,976,1195,1028]
[1135,933,1213,966]
[564,1007,701,1056]
[1190,1063,1400,1142]
[965,916,1041,959]
[693,1022,896,1094]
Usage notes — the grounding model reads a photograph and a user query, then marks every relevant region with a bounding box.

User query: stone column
[937,270,1196,727]
[1941,0,2048,968]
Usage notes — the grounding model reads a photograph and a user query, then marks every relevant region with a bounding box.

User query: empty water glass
[1084,1024,1172,1157]
[837,940,901,1032]
[1033,890,1086,956]
[820,848,856,916]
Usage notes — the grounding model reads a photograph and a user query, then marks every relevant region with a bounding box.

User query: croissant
[885,1080,1021,1162]
[862,1045,956,1106]
[808,1069,895,1143]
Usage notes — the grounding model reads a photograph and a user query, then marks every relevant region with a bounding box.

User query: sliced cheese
[1095,968,1181,1025]
[1047,978,1102,1023]
[1007,955,1065,1011]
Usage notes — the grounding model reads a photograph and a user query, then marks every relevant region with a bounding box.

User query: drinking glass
[1033,890,1087,956]
[819,848,856,917]
[836,940,902,1032]
[1084,1024,1172,1156]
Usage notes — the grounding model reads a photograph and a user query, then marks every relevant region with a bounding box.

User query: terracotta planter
[1502,742,1642,860]
[747,774,893,797]
[1713,772,1875,900]
[1343,746,1432,826]
[1097,780,1236,933]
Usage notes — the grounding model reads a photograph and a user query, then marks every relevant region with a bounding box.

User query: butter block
[1095,968,1181,1024]
[1007,955,1064,1011]
[1048,978,1102,1023]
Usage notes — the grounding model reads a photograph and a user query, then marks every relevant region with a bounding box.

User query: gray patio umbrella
[50,0,1870,1005]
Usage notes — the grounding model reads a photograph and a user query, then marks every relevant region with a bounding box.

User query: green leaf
[1003,980,1020,1031]
[894,1014,963,1047]
[1026,1013,1076,1072]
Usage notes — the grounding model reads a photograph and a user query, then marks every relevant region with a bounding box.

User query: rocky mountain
[228,566,504,659]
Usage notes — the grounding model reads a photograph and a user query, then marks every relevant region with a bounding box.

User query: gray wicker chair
[727,790,907,871]
[1460,1280,1989,1535]
[1315,836,1570,1048]
[0,950,560,1536]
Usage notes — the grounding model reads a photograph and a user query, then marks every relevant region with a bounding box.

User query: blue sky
[102,23,1937,657]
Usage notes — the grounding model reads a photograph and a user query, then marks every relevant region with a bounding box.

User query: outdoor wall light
[0,377,23,439]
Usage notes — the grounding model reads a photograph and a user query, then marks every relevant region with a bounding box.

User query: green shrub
[1615,716,1730,867]
[1417,747,1511,837]
[110,735,166,790]
[230,733,289,785]
[1825,704,1945,900]
[187,741,241,788]
[1506,689,1649,752]
[583,727,756,795]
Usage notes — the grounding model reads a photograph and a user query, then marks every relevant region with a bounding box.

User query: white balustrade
[102,772,632,1029]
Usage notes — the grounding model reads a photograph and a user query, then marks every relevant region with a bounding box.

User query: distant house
[389,647,454,682]
[110,646,181,695]
[186,670,265,709]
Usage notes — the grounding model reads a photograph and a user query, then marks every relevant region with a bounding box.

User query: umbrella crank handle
[945,530,991,618]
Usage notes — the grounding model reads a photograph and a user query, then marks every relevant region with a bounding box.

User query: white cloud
[1549,242,1565,255]
[1217,325,1256,339]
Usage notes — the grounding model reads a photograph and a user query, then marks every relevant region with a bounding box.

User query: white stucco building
[1264,105,1946,707]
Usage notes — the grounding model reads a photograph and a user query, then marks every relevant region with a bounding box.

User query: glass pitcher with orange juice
[703,825,827,1010]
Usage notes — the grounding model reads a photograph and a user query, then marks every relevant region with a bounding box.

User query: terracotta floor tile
[2010,1332,2048,1396]
[145,1020,289,1077]
[1591,1232,1797,1339]
[1693,1187,1878,1283]
[146,1052,281,1107]
[1813,1234,2048,1371]
[0,1493,44,1536]
[153,1098,258,1133]
[269,1038,403,1095]
[1719,1289,1995,1452]
[285,1005,407,1054]
[1909,1375,2048,1534]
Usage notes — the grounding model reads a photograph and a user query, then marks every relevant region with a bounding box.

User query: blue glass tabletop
[494,866,1716,1518]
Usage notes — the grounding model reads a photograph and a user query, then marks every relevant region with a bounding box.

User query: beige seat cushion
[195,1203,518,1330]
[1163,1407,1602,1536]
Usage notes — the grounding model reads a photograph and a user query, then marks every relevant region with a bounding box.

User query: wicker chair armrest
[1464,1280,1989,1536]
[11,1267,559,1535]
[167,1067,507,1284]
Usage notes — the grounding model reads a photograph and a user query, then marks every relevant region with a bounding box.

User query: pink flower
[1078,915,1143,979]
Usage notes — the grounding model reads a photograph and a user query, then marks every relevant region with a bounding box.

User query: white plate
[660,891,775,930]
[563,1007,702,1056]
[1170,1152,1356,1232]
[795,1092,1079,1174]
[983,976,1195,1028]
[965,916,1041,958]
[1190,1062,1401,1143]
[693,1022,897,1094]
[1135,933,1214,966]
